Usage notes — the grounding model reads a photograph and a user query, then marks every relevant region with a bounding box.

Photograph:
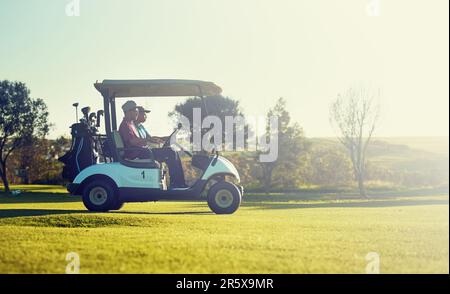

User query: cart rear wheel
[207,181,241,214]
[110,200,124,210]
[82,180,118,212]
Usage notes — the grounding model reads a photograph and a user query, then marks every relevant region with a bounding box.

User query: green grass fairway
[0,185,448,273]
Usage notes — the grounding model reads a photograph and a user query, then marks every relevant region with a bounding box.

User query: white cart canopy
[94,79,222,98]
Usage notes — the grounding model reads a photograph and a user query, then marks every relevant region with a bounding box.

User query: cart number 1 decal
[141,171,145,179]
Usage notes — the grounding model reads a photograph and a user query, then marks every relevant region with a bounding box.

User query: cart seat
[111,131,160,169]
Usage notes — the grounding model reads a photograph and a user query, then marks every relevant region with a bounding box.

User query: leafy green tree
[169,95,248,149]
[8,136,71,185]
[171,95,243,123]
[0,80,50,192]
[257,98,307,193]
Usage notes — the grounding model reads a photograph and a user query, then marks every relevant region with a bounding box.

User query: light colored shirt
[135,123,150,140]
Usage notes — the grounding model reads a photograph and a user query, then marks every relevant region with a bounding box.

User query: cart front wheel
[207,181,242,214]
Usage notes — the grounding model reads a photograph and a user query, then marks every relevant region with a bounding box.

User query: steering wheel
[162,123,183,148]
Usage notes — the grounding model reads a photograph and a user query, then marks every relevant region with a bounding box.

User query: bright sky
[0,0,448,138]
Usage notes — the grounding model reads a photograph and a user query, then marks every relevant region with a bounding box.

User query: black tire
[82,180,118,212]
[207,181,242,214]
[110,200,124,211]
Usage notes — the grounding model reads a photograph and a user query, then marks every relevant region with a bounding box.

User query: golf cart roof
[94,79,222,98]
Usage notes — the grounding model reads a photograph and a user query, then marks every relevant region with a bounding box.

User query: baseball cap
[137,106,151,113]
[122,100,138,112]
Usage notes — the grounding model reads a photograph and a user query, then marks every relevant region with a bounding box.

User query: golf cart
[61,79,243,214]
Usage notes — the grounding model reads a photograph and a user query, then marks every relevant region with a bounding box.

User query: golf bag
[59,122,97,182]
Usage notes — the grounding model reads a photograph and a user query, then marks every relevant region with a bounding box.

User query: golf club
[72,102,79,122]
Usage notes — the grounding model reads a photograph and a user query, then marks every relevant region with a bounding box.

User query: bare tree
[329,86,380,198]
